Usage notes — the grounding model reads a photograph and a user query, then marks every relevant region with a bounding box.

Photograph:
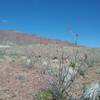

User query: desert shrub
[0,49,5,58]
[83,50,96,68]
[36,90,53,100]
[77,61,88,77]
[96,68,100,75]
[78,68,85,77]
[85,58,95,67]
[15,74,26,80]
[47,57,80,100]
[39,46,89,100]
[22,59,33,69]
[21,55,36,69]
[81,81,100,100]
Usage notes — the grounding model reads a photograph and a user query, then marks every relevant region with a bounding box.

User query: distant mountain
[0,30,74,46]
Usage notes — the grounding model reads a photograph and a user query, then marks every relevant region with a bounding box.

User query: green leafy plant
[37,90,53,100]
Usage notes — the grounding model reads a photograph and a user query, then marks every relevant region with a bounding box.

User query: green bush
[37,90,53,100]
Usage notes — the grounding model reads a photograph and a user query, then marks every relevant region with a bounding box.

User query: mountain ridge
[0,30,76,46]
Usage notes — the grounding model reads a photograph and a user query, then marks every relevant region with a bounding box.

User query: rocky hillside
[0,30,74,46]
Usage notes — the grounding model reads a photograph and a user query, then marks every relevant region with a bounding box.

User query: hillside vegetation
[0,30,100,100]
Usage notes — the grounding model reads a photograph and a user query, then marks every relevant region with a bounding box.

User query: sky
[0,0,100,47]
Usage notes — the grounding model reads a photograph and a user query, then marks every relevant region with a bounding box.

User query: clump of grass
[21,56,35,69]
[15,74,25,80]
[0,49,5,59]
[36,90,53,100]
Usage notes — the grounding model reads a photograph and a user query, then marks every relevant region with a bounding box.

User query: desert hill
[0,30,74,46]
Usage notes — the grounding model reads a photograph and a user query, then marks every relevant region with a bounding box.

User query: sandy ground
[0,59,100,100]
